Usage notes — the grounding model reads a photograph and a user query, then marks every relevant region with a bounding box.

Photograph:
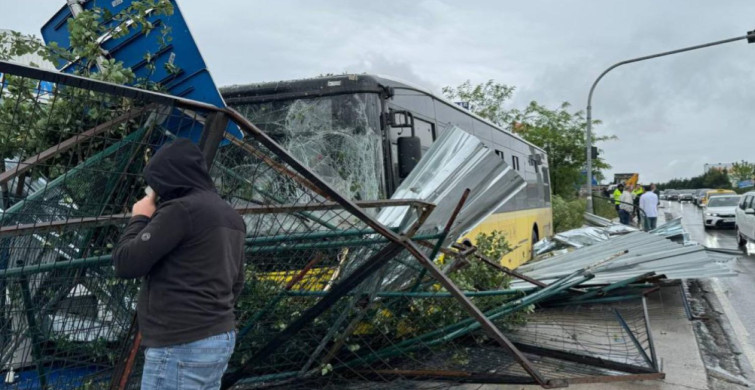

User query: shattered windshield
[233,93,384,200]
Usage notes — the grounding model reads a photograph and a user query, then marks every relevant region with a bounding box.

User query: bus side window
[542,167,551,203]
[390,117,434,153]
[414,118,435,153]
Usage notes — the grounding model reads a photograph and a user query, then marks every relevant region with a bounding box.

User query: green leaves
[730,160,755,184]
[442,80,515,127]
[448,231,511,293]
[552,195,585,233]
[510,101,615,198]
[0,1,175,182]
[442,80,616,199]
[0,31,51,63]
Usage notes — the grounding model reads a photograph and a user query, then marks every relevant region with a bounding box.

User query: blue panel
[40,0,242,142]
[39,81,55,97]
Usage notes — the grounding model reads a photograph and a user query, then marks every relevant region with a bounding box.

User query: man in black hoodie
[113,138,246,390]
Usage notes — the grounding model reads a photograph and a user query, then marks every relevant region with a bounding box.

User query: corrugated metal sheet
[378,125,525,244]
[514,230,737,287]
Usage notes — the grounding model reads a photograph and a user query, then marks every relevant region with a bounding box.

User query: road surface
[663,200,755,358]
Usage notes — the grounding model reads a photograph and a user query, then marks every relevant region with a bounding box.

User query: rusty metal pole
[402,240,565,388]
[198,112,229,168]
[409,189,471,291]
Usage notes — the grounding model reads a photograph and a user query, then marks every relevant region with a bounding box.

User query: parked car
[701,189,737,207]
[702,195,740,229]
[736,192,755,246]
[693,188,712,207]
[667,190,680,201]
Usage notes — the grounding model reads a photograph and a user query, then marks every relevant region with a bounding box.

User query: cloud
[5,0,755,184]
[344,54,440,91]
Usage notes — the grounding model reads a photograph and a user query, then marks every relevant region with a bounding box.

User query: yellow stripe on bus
[463,207,552,269]
[256,206,552,290]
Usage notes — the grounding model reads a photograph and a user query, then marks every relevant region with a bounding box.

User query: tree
[657,168,732,190]
[703,169,733,189]
[0,0,174,206]
[443,80,614,198]
[442,80,515,126]
[729,160,755,184]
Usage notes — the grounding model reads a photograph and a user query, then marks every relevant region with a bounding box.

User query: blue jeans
[141,330,235,390]
[619,210,631,225]
[644,216,657,231]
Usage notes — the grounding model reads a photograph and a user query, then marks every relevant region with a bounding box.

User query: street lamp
[585,30,755,213]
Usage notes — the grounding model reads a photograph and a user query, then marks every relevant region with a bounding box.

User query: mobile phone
[144,186,158,202]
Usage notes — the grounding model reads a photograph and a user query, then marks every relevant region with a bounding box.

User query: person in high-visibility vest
[632,185,645,224]
[613,184,624,214]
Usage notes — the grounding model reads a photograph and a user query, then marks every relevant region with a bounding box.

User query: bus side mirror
[397,137,422,179]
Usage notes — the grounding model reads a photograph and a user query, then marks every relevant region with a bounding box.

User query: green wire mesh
[0,61,661,390]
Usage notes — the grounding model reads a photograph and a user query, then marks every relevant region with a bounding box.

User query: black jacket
[113,138,246,347]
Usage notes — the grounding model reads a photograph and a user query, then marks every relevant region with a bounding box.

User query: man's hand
[132,192,157,218]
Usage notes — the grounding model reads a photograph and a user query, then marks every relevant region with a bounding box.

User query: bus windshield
[233,93,384,200]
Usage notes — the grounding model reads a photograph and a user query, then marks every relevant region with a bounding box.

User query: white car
[736,192,755,246]
[703,195,740,229]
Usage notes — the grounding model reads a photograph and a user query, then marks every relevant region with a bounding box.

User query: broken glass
[232,93,384,201]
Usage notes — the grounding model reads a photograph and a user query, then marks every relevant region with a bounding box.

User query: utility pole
[585,30,755,213]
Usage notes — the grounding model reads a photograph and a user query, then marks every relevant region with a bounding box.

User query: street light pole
[585,31,755,213]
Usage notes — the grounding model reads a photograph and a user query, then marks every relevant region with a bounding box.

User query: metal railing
[592,193,649,228]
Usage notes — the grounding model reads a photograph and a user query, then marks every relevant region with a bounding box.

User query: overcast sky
[3,1,755,184]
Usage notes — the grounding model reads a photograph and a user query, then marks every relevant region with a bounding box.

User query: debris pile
[519,230,736,287]
[527,213,736,287]
[0,60,670,390]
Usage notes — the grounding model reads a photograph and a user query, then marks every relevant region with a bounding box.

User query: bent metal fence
[0,60,663,390]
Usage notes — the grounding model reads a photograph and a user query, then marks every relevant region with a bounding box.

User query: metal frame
[0,104,159,188]
[0,60,666,389]
[614,308,655,370]
[0,199,432,239]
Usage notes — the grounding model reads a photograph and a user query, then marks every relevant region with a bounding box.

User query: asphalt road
[663,200,755,353]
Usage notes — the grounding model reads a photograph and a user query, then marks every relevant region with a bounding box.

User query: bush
[552,195,585,233]
[592,194,618,220]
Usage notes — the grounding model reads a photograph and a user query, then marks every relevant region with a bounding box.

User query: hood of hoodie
[144,138,215,201]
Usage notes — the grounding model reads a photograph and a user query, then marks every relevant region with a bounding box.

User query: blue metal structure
[40,0,241,141]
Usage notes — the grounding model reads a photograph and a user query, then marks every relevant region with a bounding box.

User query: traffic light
[591,146,599,159]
